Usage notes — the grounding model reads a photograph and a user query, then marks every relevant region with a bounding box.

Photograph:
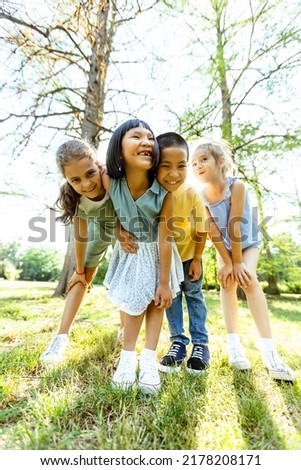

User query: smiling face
[121,126,155,172]
[156,146,188,192]
[64,157,104,200]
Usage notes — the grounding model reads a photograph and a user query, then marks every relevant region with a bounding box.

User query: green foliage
[19,247,64,282]
[257,233,301,293]
[93,257,110,285]
[0,260,19,281]
[0,240,21,266]
[202,244,219,290]
[0,240,22,280]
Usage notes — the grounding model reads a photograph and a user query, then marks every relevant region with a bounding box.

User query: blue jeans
[165,259,209,345]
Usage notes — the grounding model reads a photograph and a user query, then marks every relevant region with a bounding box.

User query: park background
[0,0,301,452]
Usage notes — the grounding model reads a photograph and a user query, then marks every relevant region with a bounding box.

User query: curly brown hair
[55,139,99,224]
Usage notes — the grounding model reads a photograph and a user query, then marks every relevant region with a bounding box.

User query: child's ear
[218,157,226,169]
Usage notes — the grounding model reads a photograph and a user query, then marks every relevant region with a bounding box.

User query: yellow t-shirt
[172,184,208,262]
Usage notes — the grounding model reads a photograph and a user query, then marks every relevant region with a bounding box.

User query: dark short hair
[156,132,189,160]
[106,119,160,178]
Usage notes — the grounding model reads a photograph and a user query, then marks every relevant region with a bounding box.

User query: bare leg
[241,248,272,338]
[137,301,164,394]
[217,253,239,333]
[40,266,97,363]
[57,266,97,334]
[123,310,145,351]
[217,254,250,369]
[144,301,164,350]
[112,310,145,390]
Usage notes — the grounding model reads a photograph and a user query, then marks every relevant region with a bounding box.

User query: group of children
[40,119,295,394]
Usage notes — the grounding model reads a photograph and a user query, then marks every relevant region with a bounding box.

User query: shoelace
[167,343,183,357]
[229,347,248,360]
[46,337,66,355]
[190,346,204,360]
[116,359,136,378]
[265,351,289,371]
[142,360,158,374]
[139,360,159,384]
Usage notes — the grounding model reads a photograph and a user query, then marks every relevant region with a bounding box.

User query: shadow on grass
[152,371,209,450]
[268,307,301,323]
[277,380,301,434]
[232,369,287,450]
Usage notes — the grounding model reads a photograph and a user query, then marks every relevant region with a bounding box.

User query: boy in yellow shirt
[156,133,210,374]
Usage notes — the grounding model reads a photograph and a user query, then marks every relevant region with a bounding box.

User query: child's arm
[189,231,207,281]
[229,180,252,287]
[116,219,139,254]
[155,192,173,309]
[206,208,234,288]
[188,194,208,281]
[67,216,88,291]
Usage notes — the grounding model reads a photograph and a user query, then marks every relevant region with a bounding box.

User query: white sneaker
[138,357,161,394]
[262,352,295,382]
[40,334,69,364]
[111,353,136,391]
[228,345,251,370]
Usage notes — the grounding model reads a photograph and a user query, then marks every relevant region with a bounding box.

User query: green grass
[0,280,300,450]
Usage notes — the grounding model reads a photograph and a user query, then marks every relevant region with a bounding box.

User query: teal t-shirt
[109,177,168,243]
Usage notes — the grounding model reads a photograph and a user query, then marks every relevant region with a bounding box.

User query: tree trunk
[81,0,112,145]
[266,272,280,295]
[264,244,280,295]
[53,1,115,296]
[215,9,232,142]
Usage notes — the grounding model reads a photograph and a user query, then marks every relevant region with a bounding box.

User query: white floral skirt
[103,240,184,316]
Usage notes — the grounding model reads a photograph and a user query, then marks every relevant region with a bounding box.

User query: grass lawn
[0,280,300,450]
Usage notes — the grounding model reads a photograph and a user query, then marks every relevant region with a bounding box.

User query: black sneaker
[187,344,210,375]
[158,342,187,374]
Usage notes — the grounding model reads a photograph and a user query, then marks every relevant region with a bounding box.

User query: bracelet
[76,270,85,275]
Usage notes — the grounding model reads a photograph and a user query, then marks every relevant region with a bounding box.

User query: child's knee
[242,276,260,293]
[221,283,237,294]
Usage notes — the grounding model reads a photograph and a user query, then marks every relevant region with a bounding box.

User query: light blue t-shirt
[109,177,168,243]
[202,176,262,252]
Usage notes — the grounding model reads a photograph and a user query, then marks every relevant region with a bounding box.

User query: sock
[259,338,276,356]
[227,333,242,348]
[120,349,136,361]
[259,338,274,351]
[226,334,250,368]
[140,348,156,361]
